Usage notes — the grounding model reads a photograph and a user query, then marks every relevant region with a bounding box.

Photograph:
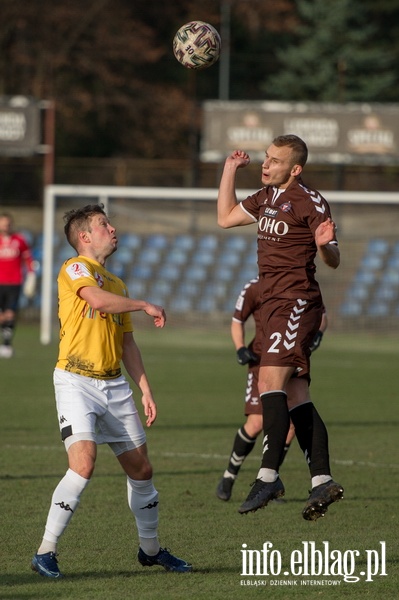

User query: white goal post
[41,184,399,344]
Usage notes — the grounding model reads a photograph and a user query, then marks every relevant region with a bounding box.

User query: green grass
[1,324,398,599]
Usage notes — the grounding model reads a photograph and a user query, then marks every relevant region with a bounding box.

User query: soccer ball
[173,21,221,70]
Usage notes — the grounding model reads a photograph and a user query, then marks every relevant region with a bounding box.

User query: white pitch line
[160,451,399,470]
[4,445,399,470]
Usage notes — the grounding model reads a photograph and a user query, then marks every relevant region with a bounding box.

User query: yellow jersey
[56,256,133,379]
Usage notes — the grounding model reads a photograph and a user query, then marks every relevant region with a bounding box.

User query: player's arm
[22,247,35,272]
[79,286,166,328]
[22,241,37,298]
[315,219,340,269]
[217,150,254,229]
[320,311,328,333]
[231,319,246,351]
[122,332,157,426]
[231,319,258,365]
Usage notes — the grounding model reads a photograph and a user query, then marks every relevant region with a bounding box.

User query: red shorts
[259,296,323,378]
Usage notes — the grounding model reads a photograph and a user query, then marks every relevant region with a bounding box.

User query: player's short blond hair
[272,134,308,167]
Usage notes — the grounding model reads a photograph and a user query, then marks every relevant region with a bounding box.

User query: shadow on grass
[1,563,239,588]
[1,467,231,480]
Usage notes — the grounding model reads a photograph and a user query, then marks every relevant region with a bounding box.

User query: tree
[0,0,221,158]
[0,0,398,161]
[263,0,395,102]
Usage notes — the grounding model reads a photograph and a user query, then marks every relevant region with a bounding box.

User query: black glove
[236,346,259,365]
[309,330,323,353]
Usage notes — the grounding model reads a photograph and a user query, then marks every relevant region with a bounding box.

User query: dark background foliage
[1,0,398,160]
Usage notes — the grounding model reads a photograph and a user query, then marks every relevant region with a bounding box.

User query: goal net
[40,184,399,344]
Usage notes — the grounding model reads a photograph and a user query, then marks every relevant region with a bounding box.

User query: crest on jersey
[280,202,292,213]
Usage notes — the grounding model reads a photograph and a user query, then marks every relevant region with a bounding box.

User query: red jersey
[232,278,262,358]
[240,178,337,301]
[0,232,34,285]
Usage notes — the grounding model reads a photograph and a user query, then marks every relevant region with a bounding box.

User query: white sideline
[4,445,399,470]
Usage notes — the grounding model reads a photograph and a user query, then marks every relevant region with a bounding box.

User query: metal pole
[39,99,56,344]
[218,0,231,100]
[40,185,55,344]
[41,100,55,187]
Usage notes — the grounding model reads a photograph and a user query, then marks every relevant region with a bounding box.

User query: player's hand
[226,150,250,169]
[145,303,166,328]
[142,392,157,426]
[236,346,259,365]
[309,330,323,353]
[23,272,37,298]
[315,218,336,247]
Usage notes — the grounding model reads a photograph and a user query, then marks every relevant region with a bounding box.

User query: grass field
[1,323,398,600]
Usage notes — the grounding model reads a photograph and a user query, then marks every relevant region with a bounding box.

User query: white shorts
[53,368,146,455]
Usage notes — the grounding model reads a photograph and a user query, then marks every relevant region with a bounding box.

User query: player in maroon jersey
[0,213,36,358]
[216,277,327,503]
[217,135,343,520]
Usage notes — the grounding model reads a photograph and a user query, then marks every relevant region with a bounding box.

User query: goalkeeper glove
[236,346,259,365]
[309,330,323,353]
[23,271,37,299]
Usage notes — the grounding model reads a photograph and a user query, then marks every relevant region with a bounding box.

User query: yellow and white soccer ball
[173,21,221,70]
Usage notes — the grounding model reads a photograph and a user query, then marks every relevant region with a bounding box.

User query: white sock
[311,475,332,488]
[139,537,161,556]
[127,477,160,556]
[37,539,57,555]
[37,468,90,554]
[257,468,278,483]
[223,470,236,480]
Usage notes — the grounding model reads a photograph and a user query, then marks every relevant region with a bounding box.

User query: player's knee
[136,458,153,480]
[3,309,15,321]
[245,414,263,437]
[68,455,95,479]
[121,454,153,480]
[72,463,94,479]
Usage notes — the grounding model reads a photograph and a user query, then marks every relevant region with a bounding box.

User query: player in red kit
[217,135,343,520]
[0,213,36,358]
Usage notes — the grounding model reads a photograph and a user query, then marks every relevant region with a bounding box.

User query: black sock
[290,402,331,477]
[260,391,290,471]
[226,426,257,476]
[279,443,291,468]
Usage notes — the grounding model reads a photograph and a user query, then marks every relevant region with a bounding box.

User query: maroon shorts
[259,296,323,378]
[243,365,262,416]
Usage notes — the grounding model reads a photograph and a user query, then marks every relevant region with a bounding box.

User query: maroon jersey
[232,277,262,358]
[240,178,336,301]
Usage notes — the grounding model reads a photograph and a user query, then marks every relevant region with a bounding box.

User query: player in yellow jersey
[31,204,192,578]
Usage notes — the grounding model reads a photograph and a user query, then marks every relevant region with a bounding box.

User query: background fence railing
[15,184,399,343]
